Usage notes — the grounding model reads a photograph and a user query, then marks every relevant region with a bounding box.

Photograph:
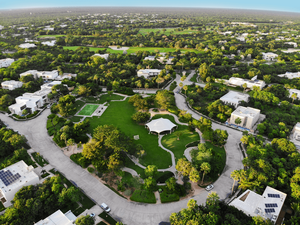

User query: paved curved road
[0,77,244,224]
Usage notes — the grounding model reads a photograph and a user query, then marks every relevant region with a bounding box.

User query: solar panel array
[265,208,275,213]
[268,193,280,198]
[265,203,278,208]
[0,170,21,186]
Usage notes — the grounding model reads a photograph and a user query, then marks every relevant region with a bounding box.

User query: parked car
[205,184,214,191]
[100,203,111,213]
[90,213,95,217]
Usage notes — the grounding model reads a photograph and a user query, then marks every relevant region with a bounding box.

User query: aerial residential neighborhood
[0,3,300,225]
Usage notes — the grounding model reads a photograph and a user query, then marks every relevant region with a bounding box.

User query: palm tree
[200,162,211,184]
[291,93,297,103]
[156,77,165,89]
[183,85,188,95]
[242,83,247,92]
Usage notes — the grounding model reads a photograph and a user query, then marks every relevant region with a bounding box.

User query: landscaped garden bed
[130,189,156,203]
[99,212,117,225]
[31,152,48,167]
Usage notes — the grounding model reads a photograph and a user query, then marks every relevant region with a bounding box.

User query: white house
[157,56,174,64]
[289,89,300,99]
[1,80,23,90]
[0,160,39,207]
[55,73,77,81]
[41,81,62,90]
[92,53,109,61]
[262,52,278,61]
[229,106,260,130]
[230,186,286,224]
[41,40,56,46]
[9,88,51,115]
[137,69,161,79]
[291,123,300,149]
[220,91,249,108]
[228,77,266,90]
[278,72,300,79]
[144,56,156,61]
[284,42,298,48]
[20,70,58,80]
[19,43,37,48]
[34,210,77,225]
[0,58,14,68]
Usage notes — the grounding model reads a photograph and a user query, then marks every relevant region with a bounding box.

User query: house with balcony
[1,80,23,90]
[137,69,161,79]
[262,52,278,61]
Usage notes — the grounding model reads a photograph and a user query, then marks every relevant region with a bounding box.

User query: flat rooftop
[230,186,286,224]
[220,91,249,104]
[232,106,260,118]
[0,160,38,194]
[34,210,76,225]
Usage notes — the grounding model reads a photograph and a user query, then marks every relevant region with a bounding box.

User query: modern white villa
[20,70,59,80]
[144,56,156,61]
[0,160,39,207]
[289,89,300,99]
[228,106,261,130]
[9,89,51,115]
[230,186,286,225]
[284,42,298,48]
[220,91,250,108]
[278,72,300,79]
[157,56,174,64]
[92,53,109,61]
[1,80,23,90]
[19,43,37,48]
[291,123,300,149]
[228,77,266,90]
[41,40,56,46]
[55,73,77,81]
[137,69,161,79]
[34,210,77,225]
[0,58,14,68]
[262,52,278,61]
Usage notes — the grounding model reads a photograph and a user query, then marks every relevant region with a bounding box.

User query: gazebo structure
[145,118,177,135]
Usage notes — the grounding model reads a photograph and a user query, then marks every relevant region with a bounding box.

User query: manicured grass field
[130,189,156,203]
[158,115,200,162]
[84,99,172,169]
[82,94,124,104]
[78,104,99,116]
[63,46,201,54]
[138,28,200,36]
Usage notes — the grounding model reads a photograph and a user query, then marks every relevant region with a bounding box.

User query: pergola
[145,118,177,135]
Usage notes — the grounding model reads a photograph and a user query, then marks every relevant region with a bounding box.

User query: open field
[63,46,201,54]
[78,104,99,116]
[84,99,172,169]
[138,28,200,36]
[82,94,124,104]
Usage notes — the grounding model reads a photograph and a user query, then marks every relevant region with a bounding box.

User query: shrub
[70,153,91,168]
[87,167,94,173]
[169,81,177,91]
[132,111,151,123]
[130,189,156,203]
[160,191,180,203]
[123,189,132,196]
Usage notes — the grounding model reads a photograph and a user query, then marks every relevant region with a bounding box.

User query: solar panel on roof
[268,194,280,198]
[265,208,275,213]
[265,203,278,208]
[0,170,21,186]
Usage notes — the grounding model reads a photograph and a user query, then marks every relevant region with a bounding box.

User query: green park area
[138,28,200,36]
[81,93,124,104]
[63,46,200,54]
[77,104,99,116]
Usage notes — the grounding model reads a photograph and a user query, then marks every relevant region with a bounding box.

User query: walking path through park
[0,78,244,225]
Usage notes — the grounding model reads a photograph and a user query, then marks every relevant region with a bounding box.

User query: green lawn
[84,99,172,169]
[130,189,156,203]
[69,116,82,123]
[155,115,200,162]
[138,28,200,36]
[37,34,95,38]
[78,104,99,116]
[190,73,198,83]
[71,100,86,116]
[82,94,124,104]
[63,46,201,54]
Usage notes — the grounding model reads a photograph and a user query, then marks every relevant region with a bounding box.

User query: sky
[1,0,300,13]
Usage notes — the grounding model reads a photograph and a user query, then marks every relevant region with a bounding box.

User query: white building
[220,91,249,108]
[289,89,300,99]
[1,80,23,90]
[92,53,109,61]
[137,69,161,79]
[262,52,278,61]
[19,43,37,48]
[278,72,300,79]
[41,81,62,90]
[230,186,286,224]
[291,123,300,149]
[228,77,266,90]
[157,56,174,65]
[34,210,77,225]
[0,160,39,207]
[9,88,51,115]
[0,58,14,68]
[41,40,56,46]
[55,73,77,81]
[144,56,156,61]
[229,106,260,130]
[284,42,298,48]
[20,70,58,80]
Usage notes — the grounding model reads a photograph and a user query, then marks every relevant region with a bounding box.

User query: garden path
[148,108,188,126]
[121,167,139,177]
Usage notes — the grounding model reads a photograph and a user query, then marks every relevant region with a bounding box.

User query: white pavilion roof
[146,118,177,134]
